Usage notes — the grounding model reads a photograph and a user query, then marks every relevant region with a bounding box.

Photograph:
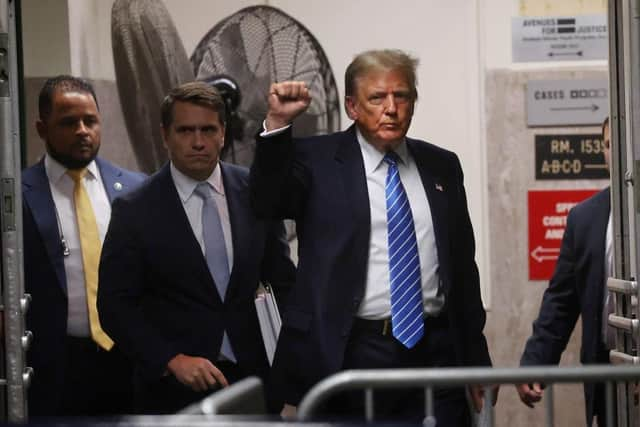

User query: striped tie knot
[383,151,400,167]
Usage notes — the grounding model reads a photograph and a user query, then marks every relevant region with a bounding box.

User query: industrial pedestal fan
[112,1,341,172]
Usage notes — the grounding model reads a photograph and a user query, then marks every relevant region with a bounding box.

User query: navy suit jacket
[521,187,610,426]
[22,156,145,415]
[250,125,491,404]
[97,163,295,402]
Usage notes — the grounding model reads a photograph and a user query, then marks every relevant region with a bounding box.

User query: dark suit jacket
[250,125,491,404]
[22,157,145,415]
[521,187,610,426]
[97,162,295,410]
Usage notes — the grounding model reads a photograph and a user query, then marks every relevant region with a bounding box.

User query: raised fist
[265,81,312,131]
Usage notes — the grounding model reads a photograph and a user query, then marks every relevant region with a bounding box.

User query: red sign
[528,189,599,280]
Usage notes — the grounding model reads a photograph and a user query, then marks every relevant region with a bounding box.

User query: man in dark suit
[250,49,495,424]
[22,75,145,416]
[98,81,295,414]
[518,117,612,426]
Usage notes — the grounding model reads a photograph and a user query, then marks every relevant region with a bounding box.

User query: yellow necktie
[67,168,114,350]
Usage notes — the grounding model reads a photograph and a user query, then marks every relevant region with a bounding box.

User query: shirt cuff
[260,120,291,137]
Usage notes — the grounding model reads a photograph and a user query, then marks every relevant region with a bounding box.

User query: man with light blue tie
[97,82,295,414]
[251,49,496,424]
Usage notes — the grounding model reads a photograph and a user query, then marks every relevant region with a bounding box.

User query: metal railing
[296,365,640,426]
[606,276,640,426]
[178,376,266,416]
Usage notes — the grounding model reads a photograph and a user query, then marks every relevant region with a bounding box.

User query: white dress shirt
[605,212,613,282]
[603,211,614,347]
[355,128,444,319]
[45,154,111,337]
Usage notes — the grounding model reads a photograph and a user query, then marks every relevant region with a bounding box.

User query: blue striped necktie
[383,152,424,348]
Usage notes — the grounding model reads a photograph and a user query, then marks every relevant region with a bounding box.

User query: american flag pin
[435,183,444,192]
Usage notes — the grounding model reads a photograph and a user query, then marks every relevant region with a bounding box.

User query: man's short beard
[46,142,98,170]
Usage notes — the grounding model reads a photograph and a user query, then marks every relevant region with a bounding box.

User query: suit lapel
[155,165,223,305]
[22,160,67,292]
[95,157,124,202]
[406,139,451,289]
[335,127,371,301]
[591,188,611,307]
[335,126,371,228]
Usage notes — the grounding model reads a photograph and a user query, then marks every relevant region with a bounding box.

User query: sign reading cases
[535,134,609,180]
[513,15,608,62]
[527,79,608,127]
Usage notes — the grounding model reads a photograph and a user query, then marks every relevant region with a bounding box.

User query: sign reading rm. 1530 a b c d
[535,134,608,180]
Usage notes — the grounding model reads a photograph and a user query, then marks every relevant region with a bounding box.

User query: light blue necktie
[384,152,424,348]
[194,182,235,362]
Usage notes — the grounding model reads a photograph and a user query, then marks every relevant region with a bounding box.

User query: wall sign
[528,189,599,280]
[513,15,608,62]
[535,134,609,180]
[527,79,608,126]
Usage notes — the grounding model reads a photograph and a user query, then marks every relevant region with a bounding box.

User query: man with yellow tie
[22,75,145,416]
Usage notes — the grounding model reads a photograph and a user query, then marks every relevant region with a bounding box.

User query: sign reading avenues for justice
[512,15,608,62]
[528,189,599,281]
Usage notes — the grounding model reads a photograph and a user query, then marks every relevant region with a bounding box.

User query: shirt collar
[44,153,100,184]
[170,162,224,203]
[355,127,409,174]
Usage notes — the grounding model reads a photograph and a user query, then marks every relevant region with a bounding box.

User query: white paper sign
[527,79,608,126]
[512,15,608,62]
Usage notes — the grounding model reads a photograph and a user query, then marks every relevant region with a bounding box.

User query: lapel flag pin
[435,183,443,192]
[113,182,123,191]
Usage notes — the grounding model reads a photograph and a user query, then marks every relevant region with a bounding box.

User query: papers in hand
[255,282,282,366]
